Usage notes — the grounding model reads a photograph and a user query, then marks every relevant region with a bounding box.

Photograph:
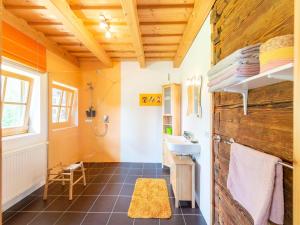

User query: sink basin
[165,135,201,155]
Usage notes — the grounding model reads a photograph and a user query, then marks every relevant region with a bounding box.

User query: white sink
[165,135,201,155]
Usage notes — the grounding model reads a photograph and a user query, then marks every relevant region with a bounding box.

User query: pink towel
[227,143,284,225]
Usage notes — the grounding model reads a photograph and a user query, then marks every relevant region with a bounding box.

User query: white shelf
[209,63,294,115]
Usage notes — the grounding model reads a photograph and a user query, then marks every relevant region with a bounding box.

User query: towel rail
[213,135,294,169]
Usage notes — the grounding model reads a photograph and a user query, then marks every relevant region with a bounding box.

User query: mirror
[186,76,202,117]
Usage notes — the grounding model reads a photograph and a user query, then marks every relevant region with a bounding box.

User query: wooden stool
[43,161,86,200]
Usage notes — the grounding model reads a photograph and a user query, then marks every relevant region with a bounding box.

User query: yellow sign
[139,94,162,106]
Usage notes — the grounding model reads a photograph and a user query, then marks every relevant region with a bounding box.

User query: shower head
[87,82,94,90]
[103,115,109,124]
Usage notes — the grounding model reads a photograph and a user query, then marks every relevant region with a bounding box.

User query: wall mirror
[186,75,202,117]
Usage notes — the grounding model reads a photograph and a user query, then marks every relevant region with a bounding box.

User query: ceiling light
[99,15,106,21]
[99,21,108,29]
[105,30,112,39]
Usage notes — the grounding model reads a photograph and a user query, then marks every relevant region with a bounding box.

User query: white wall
[121,61,181,162]
[179,16,212,224]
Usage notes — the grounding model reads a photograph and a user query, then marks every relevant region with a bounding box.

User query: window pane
[66,91,73,107]
[61,91,67,106]
[59,107,69,122]
[52,107,60,123]
[4,77,29,103]
[1,76,6,99]
[52,88,62,105]
[2,104,26,128]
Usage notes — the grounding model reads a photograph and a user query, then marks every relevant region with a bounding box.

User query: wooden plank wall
[211,0,294,224]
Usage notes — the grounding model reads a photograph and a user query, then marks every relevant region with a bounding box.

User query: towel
[227,143,284,225]
[208,44,260,76]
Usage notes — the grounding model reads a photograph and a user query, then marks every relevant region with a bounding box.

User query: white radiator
[2,142,47,210]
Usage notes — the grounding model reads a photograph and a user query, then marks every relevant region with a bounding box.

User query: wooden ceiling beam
[120,0,145,67]
[142,34,182,37]
[70,4,122,10]
[140,21,187,25]
[4,5,46,10]
[137,3,194,9]
[45,33,74,37]
[28,21,62,26]
[173,0,216,67]
[144,43,179,46]
[43,0,112,67]
[68,3,193,10]
[2,8,79,67]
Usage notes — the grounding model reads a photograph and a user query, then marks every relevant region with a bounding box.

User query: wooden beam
[70,4,121,10]
[173,0,216,67]
[4,5,46,10]
[2,8,79,67]
[137,3,194,9]
[140,21,187,25]
[68,3,193,10]
[120,0,145,67]
[294,0,300,224]
[43,0,112,67]
[142,34,182,37]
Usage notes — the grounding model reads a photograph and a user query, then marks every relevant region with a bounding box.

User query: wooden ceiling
[3,0,215,68]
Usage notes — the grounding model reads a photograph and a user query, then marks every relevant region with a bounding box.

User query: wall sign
[139,94,162,106]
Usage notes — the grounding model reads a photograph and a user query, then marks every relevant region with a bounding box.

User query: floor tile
[55,212,86,225]
[93,174,112,183]
[30,187,44,196]
[102,167,116,174]
[169,198,182,215]
[180,202,201,215]
[124,175,141,184]
[29,212,62,225]
[81,213,110,225]
[47,183,68,195]
[101,184,123,195]
[142,169,156,175]
[67,196,97,212]
[107,213,133,225]
[160,215,185,225]
[128,168,143,176]
[85,168,102,176]
[81,183,105,195]
[120,184,134,196]
[143,163,157,169]
[21,196,56,211]
[90,196,118,212]
[2,211,17,223]
[4,212,37,225]
[113,196,131,212]
[114,167,130,175]
[109,175,127,183]
[134,218,159,225]
[45,196,74,211]
[129,163,143,169]
[184,215,207,225]
[6,196,36,212]
[157,168,170,176]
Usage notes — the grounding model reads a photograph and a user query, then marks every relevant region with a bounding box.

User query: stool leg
[43,169,50,200]
[81,162,87,186]
[69,172,74,200]
[62,174,65,186]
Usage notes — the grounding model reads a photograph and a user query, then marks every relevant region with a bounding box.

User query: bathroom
[1,0,299,225]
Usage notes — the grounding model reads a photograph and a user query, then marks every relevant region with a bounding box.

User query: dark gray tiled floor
[3,162,206,225]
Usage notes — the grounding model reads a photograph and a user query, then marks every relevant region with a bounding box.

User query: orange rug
[128,178,172,219]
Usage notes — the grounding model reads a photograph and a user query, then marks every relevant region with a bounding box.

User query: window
[51,84,75,128]
[1,70,33,136]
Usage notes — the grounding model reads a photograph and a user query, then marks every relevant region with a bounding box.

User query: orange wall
[47,50,81,168]
[79,61,121,162]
